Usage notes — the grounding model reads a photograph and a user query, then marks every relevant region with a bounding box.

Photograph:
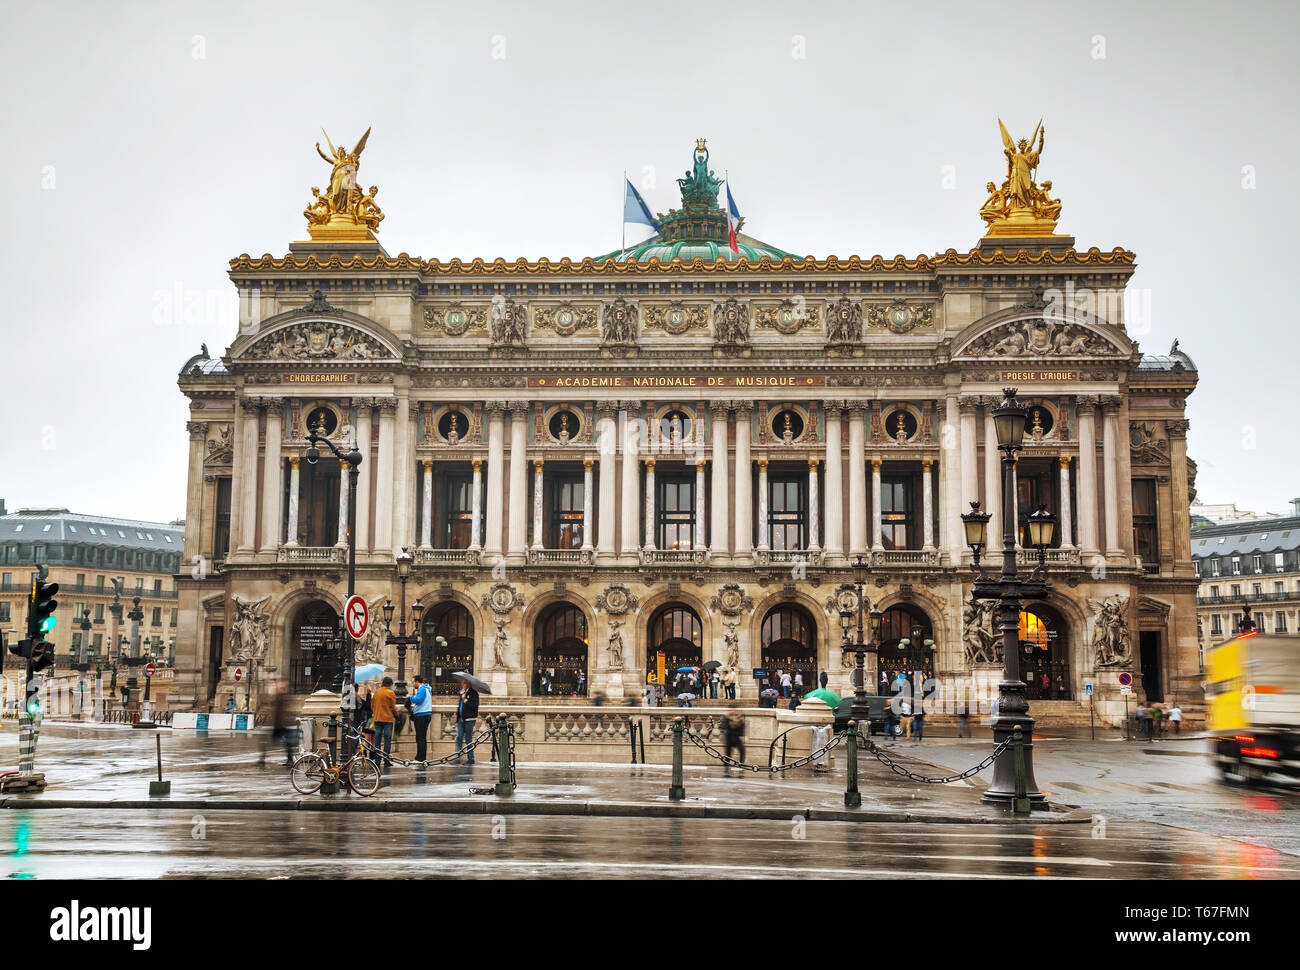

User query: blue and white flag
[624,178,661,230]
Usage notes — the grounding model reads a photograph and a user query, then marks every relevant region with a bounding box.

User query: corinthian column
[848,405,867,556]
[621,405,640,557]
[1102,397,1122,556]
[734,406,753,557]
[1058,456,1074,548]
[260,404,283,553]
[235,399,260,555]
[470,458,483,550]
[597,405,617,559]
[871,458,884,552]
[1167,420,1192,568]
[694,459,706,550]
[483,405,505,558]
[507,404,528,563]
[336,460,350,547]
[375,399,396,554]
[421,459,434,548]
[644,458,657,550]
[354,404,372,553]
[710,403,730,557]
[921,458,934,551]
[808,459,820,551]
[756,459,770,550]
[824,404,843,560]
[583,458,595,551]
[983,402,1002,553]
[1076,397,1099,557]
[959,398,978,511]
[532,459,545,549]
[285,457,301,547]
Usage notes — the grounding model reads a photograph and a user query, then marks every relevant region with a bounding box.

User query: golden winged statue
[980,118,1063,237]
[303,127,384,239]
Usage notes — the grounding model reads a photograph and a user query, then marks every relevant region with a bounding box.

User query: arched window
[422,602,475,695]
[533,604,589,697]
[1019,605,1070,700]
[646,604,703,687]
[876,605,934,690]
[760,605,817,691]
[291,600,341,694]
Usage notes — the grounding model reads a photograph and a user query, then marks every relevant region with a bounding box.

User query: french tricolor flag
[726,183,741,253]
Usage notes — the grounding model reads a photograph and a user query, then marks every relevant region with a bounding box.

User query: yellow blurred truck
[1205,629,1300,783]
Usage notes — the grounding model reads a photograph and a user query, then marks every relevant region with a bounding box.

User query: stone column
[871,458,884,551]
[756,459,770,550]
[421,459,434,548]
[1102,397,1122,556]
[285,457,301,547]
[710,403,730,556]
[392,395,412,553]
[336,460,350,547]
[260,404,283,552]
[531,459,545,549]
[1076,397,1099,557]
[1166,420,1192,568]
[620,406,640,557]
[1117,396,1135,557]
[734,406,753,557]
[483,405,505,558]
[983,402,1003,553]
[921,458,934,550]
[808,459,820,551]
[583,459,595,551]
[959,398,978,511]
[354,404,372,553]
[1058,456,1074,548]
[375,399,396,554]
[694,459,706,550]
[507,404,528,563]
[644,459,657,550]
[596,406,618,559]
[824,404,843,560]
[235,399,260,555]
[470,458,483,550]
[184,421,208,563]
[848,404,867,556]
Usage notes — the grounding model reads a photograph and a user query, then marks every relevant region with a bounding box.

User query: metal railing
[754,548,824,567]
[416,548,481,566]
[276,545,346,564]
[870,549,942,567]
[526,548,594,566]
[639,548,710,567]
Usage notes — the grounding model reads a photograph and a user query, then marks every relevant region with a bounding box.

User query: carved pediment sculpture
[712,298,750,348]
[205,424,234,465]
[825,297,862,346]
[960,318,1120,358]
[600,299,639,346]
[1129,422,1170,465]
[243,322,393,361]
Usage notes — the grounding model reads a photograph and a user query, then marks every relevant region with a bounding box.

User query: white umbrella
[354,663,386,684]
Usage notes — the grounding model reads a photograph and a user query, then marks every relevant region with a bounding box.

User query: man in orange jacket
[370,677,397,767]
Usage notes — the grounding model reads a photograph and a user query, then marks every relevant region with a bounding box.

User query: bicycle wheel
[347,757,381,797]
[290,753,326,795]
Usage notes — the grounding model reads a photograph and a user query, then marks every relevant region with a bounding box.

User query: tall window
[549,474,585,548]
[1276,552,1286,572]
[1193,560,1201,577]
[0,603,9,623]
[1276,613,1288,633]
[768,474,807,551]
[1132,480,1158,565]
[1252,554,1263,573]
[441,474,477,549]
[657,475,695,550]
[647,605,703,684]
[1231,557,1241,575]
[1016,462,1059,548]
[94,603,104,622]
[213,477,232,561]
[880,476,914,550]
[1211,614,1222,636]
[1210,558,1221,577]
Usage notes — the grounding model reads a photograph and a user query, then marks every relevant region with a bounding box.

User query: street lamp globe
[838,605,854,643]
[396,547,413,580]
[1027,504,1057,550]
[382,600,396,626]
[852,554,869,587]
[411,598,424,627]
[992,387,1029,450]
[869,606,883,641]
[961,500,991,552]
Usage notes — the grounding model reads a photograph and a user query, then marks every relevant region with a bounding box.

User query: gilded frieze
[423,302,489,336]
[754,299,822,336]
[642,302,710,335]
[532,302,598,337]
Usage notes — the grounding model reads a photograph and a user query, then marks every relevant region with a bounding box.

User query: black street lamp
[838,555,883,725]
[305,419,362,755]
[383,547,423,698]
[77,608,92,718]
[123,595,144,708]
[962,387,1058,807]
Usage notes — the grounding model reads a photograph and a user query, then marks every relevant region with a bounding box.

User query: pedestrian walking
[957,705,971,738]
[1169,702,1182,734]
[884,701,899,740]
[819,670,829,690]
[259,678,296,768]
[455,675,480,765]
[1151,704,1163,740]
[780,670,793,699]
[1135,702,1148,740]
[576,670,586,697]
[370,677,397,768]
[409,674,433,762]
[911,703,924,741]
[788,693,801,713]
[898,695,912,740]
[1054,674,1065,699]
[722,711,745,770]
[794,671,804,694]
[224,696,236,714]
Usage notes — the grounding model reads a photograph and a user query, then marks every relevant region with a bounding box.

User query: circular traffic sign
[234,668,243,682]
[345,594,369,641]
[144,662,157,677]
[1117,672,1132,686]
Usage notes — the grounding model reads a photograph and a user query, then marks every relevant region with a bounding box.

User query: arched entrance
[533,603,588,697]
[760,605,817,692]
[646,604,703,692]
[422,602,474,696]
[876,605,934,692]
[1020,604,1070,700]
[289,599,341,693]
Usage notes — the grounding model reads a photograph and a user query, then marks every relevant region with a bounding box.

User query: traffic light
[28,575,58,641]
[24,674,44,718]
[28,640,54,672]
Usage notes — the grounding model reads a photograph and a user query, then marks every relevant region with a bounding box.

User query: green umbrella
[802,688,842,707]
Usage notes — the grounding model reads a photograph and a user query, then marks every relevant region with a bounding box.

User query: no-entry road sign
[345,594,369,641]
[234,668,243,682]
[144,662,157,678]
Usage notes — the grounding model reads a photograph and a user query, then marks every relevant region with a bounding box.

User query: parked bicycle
[290,736,381,797]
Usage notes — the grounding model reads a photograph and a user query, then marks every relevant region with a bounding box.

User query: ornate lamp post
[76,608,92,719]
[962,387,1057,806]
[107,583,123,708]
[123,595,144,710]
[838,555,883,724]
[305,419,362,754]
[383,547,424,698]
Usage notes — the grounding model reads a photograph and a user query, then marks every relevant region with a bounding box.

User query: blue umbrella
[354,663,386,684]
[676,666,697,672]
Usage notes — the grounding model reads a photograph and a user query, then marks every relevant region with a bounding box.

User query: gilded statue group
[304,127,385,231]
[979,119,1062,230]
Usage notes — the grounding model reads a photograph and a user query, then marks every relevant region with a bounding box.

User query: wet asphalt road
[4,808,1297,880]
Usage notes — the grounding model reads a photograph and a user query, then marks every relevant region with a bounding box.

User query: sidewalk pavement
[2,723,1089,825]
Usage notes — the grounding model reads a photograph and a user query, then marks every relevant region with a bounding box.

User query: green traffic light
[40,616,57,632]
[25,696,40,716]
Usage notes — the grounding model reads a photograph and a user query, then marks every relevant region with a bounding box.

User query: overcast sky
[1,0,1296,522]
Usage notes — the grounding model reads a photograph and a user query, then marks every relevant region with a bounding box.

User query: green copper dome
[594,139,802,264]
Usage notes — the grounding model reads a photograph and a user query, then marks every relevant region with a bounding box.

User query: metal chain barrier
[340,723,495,770]
[859,734,1016,784]
[683,726,846,773]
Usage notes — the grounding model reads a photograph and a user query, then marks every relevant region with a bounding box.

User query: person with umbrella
[452,671,488,765]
